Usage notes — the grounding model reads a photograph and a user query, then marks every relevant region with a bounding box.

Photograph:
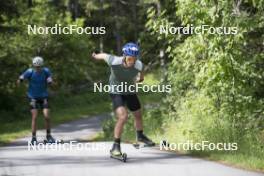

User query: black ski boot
[137,134,155,146]
[45,135,56,144]
[31,136,37,145]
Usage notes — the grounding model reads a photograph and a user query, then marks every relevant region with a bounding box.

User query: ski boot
[134,134,155,149]
[30,136,37,145]
[44,135,56,144]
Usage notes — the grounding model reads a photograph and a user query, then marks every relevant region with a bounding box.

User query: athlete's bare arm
[91,52,108,61]
[137,71,144,82]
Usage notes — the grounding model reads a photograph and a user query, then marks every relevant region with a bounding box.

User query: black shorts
[110,94,141,111]
[29,98,49,110]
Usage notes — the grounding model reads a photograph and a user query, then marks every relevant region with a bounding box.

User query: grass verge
[0,91,111,145]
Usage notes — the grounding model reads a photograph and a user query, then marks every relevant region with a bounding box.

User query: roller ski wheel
[43,139,64,144]
[44,135,63,144]
[110,152,127,162]
[133,142,156,149]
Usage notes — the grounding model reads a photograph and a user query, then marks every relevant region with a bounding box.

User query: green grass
[175,149,264,172]
[164,142,263,172]
[94,70,264,173]
[0,91,111,145]
[143,71,161,85]
[156,91,264,172]
[206,152,264,172]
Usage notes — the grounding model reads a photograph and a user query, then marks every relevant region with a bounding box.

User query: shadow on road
[0,149,201,168]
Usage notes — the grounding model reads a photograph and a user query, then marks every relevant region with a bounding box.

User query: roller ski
[110,143,127,162]
[133,134,156,149]
[43,135,63,144]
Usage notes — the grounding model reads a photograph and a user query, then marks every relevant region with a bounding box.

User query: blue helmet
[122,42,140,57]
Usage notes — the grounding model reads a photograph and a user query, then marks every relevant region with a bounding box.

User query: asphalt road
[0,114,263,176]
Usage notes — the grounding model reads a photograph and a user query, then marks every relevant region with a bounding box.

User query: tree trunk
[114,0,122,55]
[156,1,167,82]
[99,0,104,52]
[69,0,78,21]
[28,0,33,7]
[132,0,138,41]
